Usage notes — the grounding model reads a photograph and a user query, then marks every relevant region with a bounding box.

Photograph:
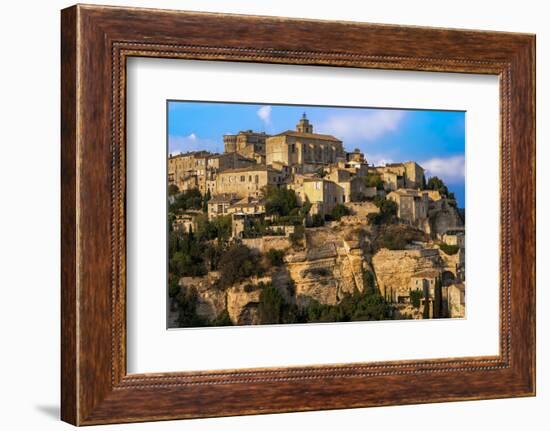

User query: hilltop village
[168,114,465,327]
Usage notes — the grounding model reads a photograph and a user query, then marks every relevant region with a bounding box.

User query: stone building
[228,196,266,216]
[223,130,269,163]
[172,212,200,233]
[295,178,344,216]
[375,161,425,190]
[168,151,211,193]
[207,193,239,220]
[207,152,256,173]
[442,228,465,248]
[387,189,430,223]
[215,165,286,198]
[265,114,345,172]
[325,168,369,203]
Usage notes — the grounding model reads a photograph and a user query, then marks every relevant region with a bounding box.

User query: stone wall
[241,236,291,253]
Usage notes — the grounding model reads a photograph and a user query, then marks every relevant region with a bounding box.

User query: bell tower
[296,112,313,133]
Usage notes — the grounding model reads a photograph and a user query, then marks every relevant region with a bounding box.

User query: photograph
[167,102,466,328]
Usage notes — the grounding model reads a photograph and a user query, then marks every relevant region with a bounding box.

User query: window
[241,175,245,182]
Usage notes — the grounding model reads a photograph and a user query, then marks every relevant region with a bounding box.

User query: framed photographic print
[61,4,536,425]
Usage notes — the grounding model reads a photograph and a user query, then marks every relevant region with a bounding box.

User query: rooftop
[272,130,342,142]
[169,150,212,159]
[208,193,239,203]
[218,165,280,174]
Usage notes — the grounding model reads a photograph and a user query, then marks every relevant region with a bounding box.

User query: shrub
[168,276,181,298]
[266,249,285,267]
[307,213,324,227]
[212,309,233,326]
[305,290,391,323]
[372,225,427,251]
[439,243,459,255]
[368,198,397,225]
[303,267,331,278]
[331,204,351,221]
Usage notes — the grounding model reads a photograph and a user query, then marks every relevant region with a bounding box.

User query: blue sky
[168,101,465,207]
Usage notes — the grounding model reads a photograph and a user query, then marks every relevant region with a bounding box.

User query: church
[265,113,345,173]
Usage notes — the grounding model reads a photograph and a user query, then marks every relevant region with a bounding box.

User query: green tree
[175,287,209,327]
[410,289,423,308]
[217,244,263,288]
[168,184,180,196]
[363,173,384,190]
[264,186,299,217]
[426,176,450,197]
[368,197,397,225]
[168,275,181,299]
[433,276,442,318]
[363,270,375,291]
[202,189,211,213]
[258,285,285,324]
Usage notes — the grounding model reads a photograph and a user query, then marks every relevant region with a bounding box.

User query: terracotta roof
[272,130,342,142]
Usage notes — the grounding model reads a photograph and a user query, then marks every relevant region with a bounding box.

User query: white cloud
[257,105,272,125]
[168,133,220,154]
[366,153,394,167]
[421,155,465,184]
[317,110,406,143]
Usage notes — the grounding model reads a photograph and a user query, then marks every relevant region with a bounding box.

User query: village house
[172,211,201,233]
[167,150,211,193]
[442,228,465,248]
[207,152,256,173]
[296,178,344,216]
[387,189,430,224]
[227,196,266,216]
[207,193,239,220]
[215,165,287,198]
[325,167,370,203]
[375,161,425,190]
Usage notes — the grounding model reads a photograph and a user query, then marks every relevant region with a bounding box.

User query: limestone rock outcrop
[371,248,443,299]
